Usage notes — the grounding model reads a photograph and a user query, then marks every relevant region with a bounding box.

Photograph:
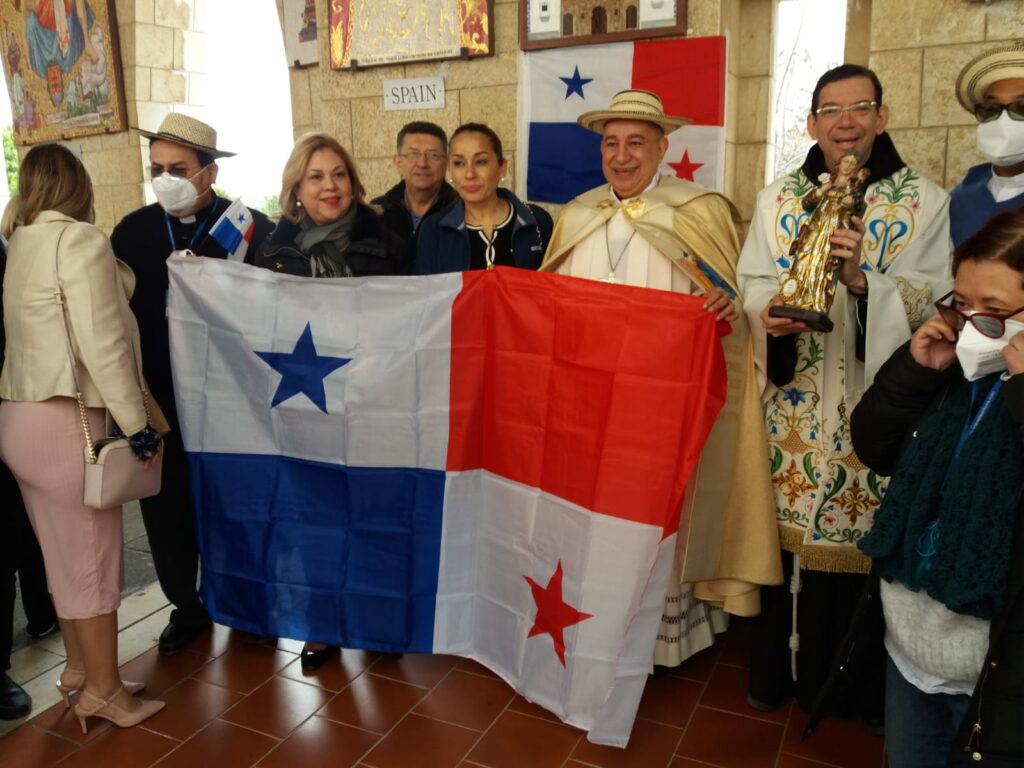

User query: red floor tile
[635,673,703,728]
[456,657,502,680]
[414,669,515,731]
[699,663,791,724]
[361,713,479,768]
[184,623,240,659]
[277,648,377,692]
[151,719,278,768]
[29,698,113,745]
[717,619,753,669]
[505,693,562,723]
[369,653,460,689]
[116,646,214,698]
[781,712,884,768]
[49,723,179,768]
[0,723,77,767]
[677,707,784,767]
[191,644,297,694]
[570,716,684,768]
[142,677,246,741]
[466,710,583,768]
[668,645,721,683]
[778,754,842,767]
[220,675,331,738]
[316,672,428,733]
[257,716,380,768]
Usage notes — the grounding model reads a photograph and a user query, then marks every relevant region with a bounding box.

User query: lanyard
[163,209,214,252]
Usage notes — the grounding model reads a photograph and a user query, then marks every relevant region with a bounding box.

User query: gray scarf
[294,206,358,278]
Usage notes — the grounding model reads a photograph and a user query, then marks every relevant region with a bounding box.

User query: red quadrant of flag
[447,268,727,535]
[632,36,726,126]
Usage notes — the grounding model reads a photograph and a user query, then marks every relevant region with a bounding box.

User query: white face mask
[151,166,208,216]
[976,111,1024,168]
[955,316,1024,381]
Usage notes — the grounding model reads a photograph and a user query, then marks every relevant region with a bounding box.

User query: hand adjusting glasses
[934,290,1024,338]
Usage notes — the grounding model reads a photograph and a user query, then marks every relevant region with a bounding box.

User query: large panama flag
[521,36,727,204]
[166,258,726,745]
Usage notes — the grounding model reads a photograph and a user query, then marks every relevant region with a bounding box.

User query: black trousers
[749,551,883,717]
[139,428,207,625]
[0,461,54,672]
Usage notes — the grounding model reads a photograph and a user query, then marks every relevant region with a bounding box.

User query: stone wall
[283,0,775,226]
[49,0,211,231]
[869,0,1024,189]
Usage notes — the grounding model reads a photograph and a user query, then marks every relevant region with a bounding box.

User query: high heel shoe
[56,669,146,709]
[73,688,164,734]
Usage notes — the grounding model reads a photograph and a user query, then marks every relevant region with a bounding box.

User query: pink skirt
[0,398,124,619]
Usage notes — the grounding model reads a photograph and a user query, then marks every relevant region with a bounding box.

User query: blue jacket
[414,189,553,275]
[950,163,1024,247]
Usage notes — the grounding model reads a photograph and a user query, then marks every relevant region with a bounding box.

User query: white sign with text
[383,77,446,111]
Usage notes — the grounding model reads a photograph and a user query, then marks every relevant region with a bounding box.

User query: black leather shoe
[300,645,337,670]
[26,620,58,640]
[158,614,213,655]
[0,674,31,720]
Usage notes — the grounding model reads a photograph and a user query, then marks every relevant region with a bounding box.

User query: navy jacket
[950,163,1024,248]
[414,189,552,275]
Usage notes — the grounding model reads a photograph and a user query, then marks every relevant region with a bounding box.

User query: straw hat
[577,89,691,134]
[956,40,1024,114]
[136,113,235,158]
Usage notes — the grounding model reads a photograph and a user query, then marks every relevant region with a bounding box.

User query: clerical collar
[987,166,1024,203]
[165,195,220,251]
[610,173,660,202]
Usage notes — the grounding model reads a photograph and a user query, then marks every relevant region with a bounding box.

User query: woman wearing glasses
[850,209,1024,766]
[415,123,552,275]
[950,45,1024,248]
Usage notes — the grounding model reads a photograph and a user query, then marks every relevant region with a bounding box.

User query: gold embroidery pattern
[894,276,931,328]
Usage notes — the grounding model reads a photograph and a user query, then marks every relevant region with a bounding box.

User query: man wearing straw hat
[951,41,1024,246]
[541,89,782,669]
[111,114,274,655]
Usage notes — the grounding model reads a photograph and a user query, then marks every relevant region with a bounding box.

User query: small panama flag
[209,198,255,262]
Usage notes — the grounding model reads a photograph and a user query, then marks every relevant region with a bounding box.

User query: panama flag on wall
[521,36,727,204]
[166,258,726,745]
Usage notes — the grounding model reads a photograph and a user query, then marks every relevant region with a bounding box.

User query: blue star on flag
[254,322,351,413]
[236,213,246,224]
[559,66,593,100]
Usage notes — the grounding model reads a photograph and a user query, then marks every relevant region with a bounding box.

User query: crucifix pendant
[603,273,620,284]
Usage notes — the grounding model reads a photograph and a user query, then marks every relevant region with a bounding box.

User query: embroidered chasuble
[542,175,783,665]
[738,163,952,574]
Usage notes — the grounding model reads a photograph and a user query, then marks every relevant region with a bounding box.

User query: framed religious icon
[283,0,318,68]
[329,0,494,70]
[0,0,128,144]
[520,0,688,51]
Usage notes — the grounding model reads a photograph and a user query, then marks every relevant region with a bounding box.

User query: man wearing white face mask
[951,42,1024,247]
[111,114,274,655]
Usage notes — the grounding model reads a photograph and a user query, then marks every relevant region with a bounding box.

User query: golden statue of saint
[771,152,869,332]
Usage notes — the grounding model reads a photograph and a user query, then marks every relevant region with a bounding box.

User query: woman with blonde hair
[0,143,167,732]
[257,132,406,277]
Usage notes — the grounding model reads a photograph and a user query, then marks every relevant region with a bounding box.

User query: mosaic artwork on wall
[329,0,492,70]
[0,0,127,144]
[284,0,318,67]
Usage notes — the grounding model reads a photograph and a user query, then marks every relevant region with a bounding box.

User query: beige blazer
[0,210,167,435]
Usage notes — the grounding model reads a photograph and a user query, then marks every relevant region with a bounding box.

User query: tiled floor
[0,590,886,768]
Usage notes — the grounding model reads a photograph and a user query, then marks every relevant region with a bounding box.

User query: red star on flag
[523,561,593,666]
[668,150,704,181]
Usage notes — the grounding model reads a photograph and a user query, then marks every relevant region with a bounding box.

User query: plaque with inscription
[329,0,493,70]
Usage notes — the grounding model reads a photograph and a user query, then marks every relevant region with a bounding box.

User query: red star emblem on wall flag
[668,150,704,181]
[523,561,593,666]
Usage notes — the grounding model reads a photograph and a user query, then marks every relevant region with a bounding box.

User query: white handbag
[53,226,163,509]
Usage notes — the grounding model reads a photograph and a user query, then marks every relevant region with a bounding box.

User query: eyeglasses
[934,290,1024,338]
[973,100,1024,123]
[398,150,446,162]
[813,100,878,121]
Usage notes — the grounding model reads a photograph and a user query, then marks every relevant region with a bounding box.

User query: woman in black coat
[258,133,407,278]
[850,209,1024,767]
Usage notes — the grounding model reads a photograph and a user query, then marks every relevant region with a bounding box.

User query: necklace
[604,218,637,283]
[467,203,514,270]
